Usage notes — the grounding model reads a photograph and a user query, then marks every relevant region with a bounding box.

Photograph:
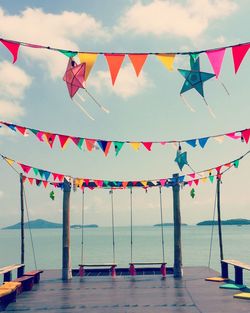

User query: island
[2,219,98,229]
[154,223,187,227]
[197,218,250,226]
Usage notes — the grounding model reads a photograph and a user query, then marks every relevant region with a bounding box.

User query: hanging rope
[80,190,85,265]
[159,187,166,263]
[23,186,37,270]
[110,189,116,264]
[208,184,217,269]
[130,188,133,263]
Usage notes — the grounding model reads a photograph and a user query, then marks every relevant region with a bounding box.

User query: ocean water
[1,225,250,284]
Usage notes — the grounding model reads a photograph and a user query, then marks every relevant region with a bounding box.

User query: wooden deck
[5,267,250,313]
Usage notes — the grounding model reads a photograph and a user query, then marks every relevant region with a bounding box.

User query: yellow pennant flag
[156,53,175,71]
[78,53,98,80]
[130,142,141,150]
[5,157,15,166]
[141,180,148,187]
[201,177,208,183]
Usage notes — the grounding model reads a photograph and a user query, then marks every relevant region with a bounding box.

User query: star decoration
[175,149,188,171]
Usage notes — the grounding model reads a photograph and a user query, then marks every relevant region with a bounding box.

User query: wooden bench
[221,259,250,285]
[24,270,43,284]
[79,264,117,277]
[129,262,167,277]
[0,264,25,282]
[0,282,21,309]
[13,276,34,291]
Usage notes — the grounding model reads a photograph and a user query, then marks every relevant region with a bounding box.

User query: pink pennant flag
[18,163,31,174]
[94,180,103,188]
[188,180,193,187]
[105,53,125,85]
[206,48,226,78]
[241,129,250,143]
[85,138,96,151]
[15,125,27,135]
[188,173,196,179]
[216,165,222,173]
[0,39,20,63]
[226,132,241,140]
[159,179,167,186]
[36,131,45,142]
[142,142,153,151]
[232,44,250,73]
[128,54,148,76]
[58,134,69,149]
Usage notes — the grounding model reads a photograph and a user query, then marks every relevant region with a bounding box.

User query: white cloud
[89,64,153,99]
[0,99,25,120]
[116,0,238,39]
[0,191,3,198]
[0,7,110,78]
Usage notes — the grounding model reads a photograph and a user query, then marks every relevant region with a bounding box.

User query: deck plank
[5,267,250,313]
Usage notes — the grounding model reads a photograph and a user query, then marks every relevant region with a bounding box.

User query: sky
[0,0,249,227]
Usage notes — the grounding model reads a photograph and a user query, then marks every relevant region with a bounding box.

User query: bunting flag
[0,121,249,156]
[206,48,226,78]
[1,151,247,191]
[104,53,125,85]
[232,43,250,74]
[78,52,98,80]
[128,54,148,76]
[0,39,20,63]
[156,53,175,71]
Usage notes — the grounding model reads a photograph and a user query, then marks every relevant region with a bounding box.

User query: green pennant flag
[59,49,78,58]
[233,159,240,168]
[77,138,84,150]
[50,191,55,200]
[114,141,124,156]
[33,167,39,176]
[103,181,109,187]
[209,175,214,183]
[190,53,199,61]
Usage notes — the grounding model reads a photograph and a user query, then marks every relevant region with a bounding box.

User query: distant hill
[2,219,98,229]
[197,219,250,226]
[154,223,188,227]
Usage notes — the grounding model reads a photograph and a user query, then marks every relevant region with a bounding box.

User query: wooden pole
[172,173,183,278]
[62,178,72,280]
[217,177,224,261]
[20,173,24,265]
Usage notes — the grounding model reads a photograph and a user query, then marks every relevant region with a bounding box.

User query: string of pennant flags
[1,151,248,191]
[0,121,249,156]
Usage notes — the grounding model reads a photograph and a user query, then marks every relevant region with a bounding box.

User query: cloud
[0,61,31,120]
[116,0,238,39]
[0,191,3,198]
[0,7,110,78]
[89,64,153,98]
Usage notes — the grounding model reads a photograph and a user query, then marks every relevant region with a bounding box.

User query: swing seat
[129,262,167,277]
[78,264,117,277]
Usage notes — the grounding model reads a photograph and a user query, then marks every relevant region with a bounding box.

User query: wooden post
[217,177,224,261]
[20,173,25,265]
[62,178,72,280]
[172,173,183,278]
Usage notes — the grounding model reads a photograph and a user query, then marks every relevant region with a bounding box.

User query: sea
[1,225,250,284]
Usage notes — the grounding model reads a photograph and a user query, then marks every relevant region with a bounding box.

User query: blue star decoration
[178,56,215,99]
[175,148,188,171]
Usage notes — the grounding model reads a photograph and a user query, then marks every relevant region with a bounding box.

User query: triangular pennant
[33,168,39,176]
[206,48,226,78]
[18,163,31,174]
[178,176,185,183]
[71,137,84,149]
[43,132,56,148]
[216,165,222,173]
[43,171,51,181]
[226,132,241,140]
[33,131,44,142]
[224,162,232,168]
[5,157,14,166]
[156,53,175,71]
[36,179,42,186]
[104,53,125,85]
[198,137,209,148]
[0,39,20,63]
[194,179,199,186]
[58,134,70,149]
[209,175,215,183]
[122,181,128,189]
[78,53,98,80]
[201,177,207,183]
[42,180,49,188]
[187,180,193,187]
[38,169,45,178]
[190,53,199,62]
[22,176,27,183]
[113,141,124,156]
[142,142,153,151]
[57,174,64,182]
[234,159,240,168]
[128,54,148,76]
[28,177,34,185]
[141,180,148,187]
[232,44,250,73]
[59,49,78,58]
[188,173,196,179]
[97,140,112,156]
[241,129,250,144]
[159,179,167,186]
[130,142,141,150]
[85,138,96,151]
[214,135,225,143]
[15,125,27,135]
[94,180,103,188]
[186,139,197,148]
[5,123,16,132]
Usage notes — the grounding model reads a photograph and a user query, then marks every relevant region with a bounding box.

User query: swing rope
[130,188,133,263]
[80,190,85,265]
[159,187,165,263]
[110,189,116,264]
[208,184,217,269]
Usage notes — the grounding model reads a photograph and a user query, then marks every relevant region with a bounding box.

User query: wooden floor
[5,267,250,313]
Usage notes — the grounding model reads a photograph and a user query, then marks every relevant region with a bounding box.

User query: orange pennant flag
[85,138,96,151]
[78,53,98,80]
[156,53,175,71]
[128,54,148,76]
[105,53,125,85]
[130,142,141,150]
[5,157,15,166]
[122,181,128,189]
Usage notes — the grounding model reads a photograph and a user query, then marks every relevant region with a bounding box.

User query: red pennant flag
[232,44,250,73]
[58,134,69,149]
[122,181,128,189]
[226,132,241,139]
[22,176,27,183]
[241,129,250,143]
[94,180,103,188]
[15,125,27,135]
[42,180,49,188]
[128,54,148,76]
[19,163,31,174]
[105,53,125,85]
[188,173,196,179]
[194,179,199,186]
[104,141,112,157]
[28,177,34,185]
[0,39,20,63]
[85,139,96,151]
[57,174,64,182]
[142,142,153,151]
[43,132,56,148]
[216,165,222,173]
[224,162,232,167]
